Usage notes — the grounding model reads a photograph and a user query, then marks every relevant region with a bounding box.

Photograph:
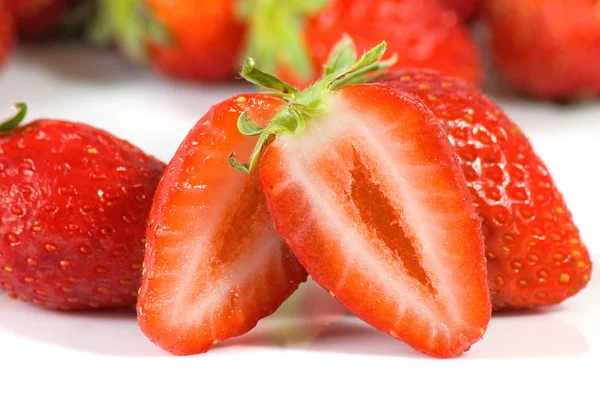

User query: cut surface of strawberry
[138,94,307,356]
[231,40,491,358]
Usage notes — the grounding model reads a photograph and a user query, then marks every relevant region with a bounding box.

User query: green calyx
[87,0,171,64]
[236,0,330,82]
[0,104,27,133]
[228,37,397,173]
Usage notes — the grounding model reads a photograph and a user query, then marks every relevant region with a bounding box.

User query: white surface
[1,44,599,400]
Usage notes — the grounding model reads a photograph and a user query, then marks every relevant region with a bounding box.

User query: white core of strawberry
[272,94,472,338]
[147,173,289,330]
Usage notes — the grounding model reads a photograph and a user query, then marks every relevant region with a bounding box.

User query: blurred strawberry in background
[484,0,600,100]
[6,0,95,41]
[240,0,483,87]
[0,0,14,68]
[7,0,68,40]
[90,0,244,81]
[437,0,480,22]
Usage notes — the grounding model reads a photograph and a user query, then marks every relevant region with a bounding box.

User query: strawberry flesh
[260,83,491,358]
[138,94,307,356]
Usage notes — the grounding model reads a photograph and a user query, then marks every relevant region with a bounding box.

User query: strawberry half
[137,94,307,356]
[380,70,593,309]
[230,39,491,358]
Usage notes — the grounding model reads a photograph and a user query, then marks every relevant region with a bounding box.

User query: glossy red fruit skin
[6,0,68,40]
[145,0,245,81]
[484,0,600,100]
[0,0,14,68]
[437,0,480,21]
[381,71,593,309]
[305,0,483,86]
[0,120,165,310]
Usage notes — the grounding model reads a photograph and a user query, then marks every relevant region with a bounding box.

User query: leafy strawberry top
[88,0,170,64]
[229,37,396,173]
[0,103,27,133]
[237,0,330,82]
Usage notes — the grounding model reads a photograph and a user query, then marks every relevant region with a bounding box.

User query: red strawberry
[0,104,165,310]
[437,0,480,21]
[380,70,593,309]
[230,40,491,358]
[0,0,15,68]
[137,94,307,356]
[240,0,482,88]
[91,0,244,81]
[6,0,68,40]
[483,0,600,100]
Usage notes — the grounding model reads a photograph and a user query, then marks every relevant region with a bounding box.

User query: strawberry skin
[143,0,244,81]
[437,0,480,21]
[305,0,483,86]
[0,118,165,310]
[138,94,307,356]
[0,0,14,68]
[381,71,593,309]
[483,0,600,99]
[6,0,68,40]
[260,83,491,358]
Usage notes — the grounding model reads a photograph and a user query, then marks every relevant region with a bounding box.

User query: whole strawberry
[91,0,244,81]
[484,0,600,100]
[240,0,483,88]
[0,105,165,310]
[0,0,14,68]
[381,71,593,309]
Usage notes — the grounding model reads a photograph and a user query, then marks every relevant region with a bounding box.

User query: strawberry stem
[87,0,171,64]
[0,104,27,133]
[229,38,396,173]
[237,0,329,82]
[241,58,300,100]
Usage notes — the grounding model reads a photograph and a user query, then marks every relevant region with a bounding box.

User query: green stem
[0,104,27,133]
[236,0,330,81]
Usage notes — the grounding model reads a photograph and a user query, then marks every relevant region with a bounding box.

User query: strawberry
[229,39,491,358]
[240,0,483,88]
[380,70,593,309]
[0,104,165,310]
[6,0,68,40]
[91,0,244,81]
[0,0,14,68]
[137,94,307,356]
[437,0,480,21]
[483,0,600,100]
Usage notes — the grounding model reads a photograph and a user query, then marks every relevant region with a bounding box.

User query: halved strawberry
[137,94,307,356]
[231,40,491,358]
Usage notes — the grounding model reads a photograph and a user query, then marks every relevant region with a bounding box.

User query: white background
[0,43,599,400]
